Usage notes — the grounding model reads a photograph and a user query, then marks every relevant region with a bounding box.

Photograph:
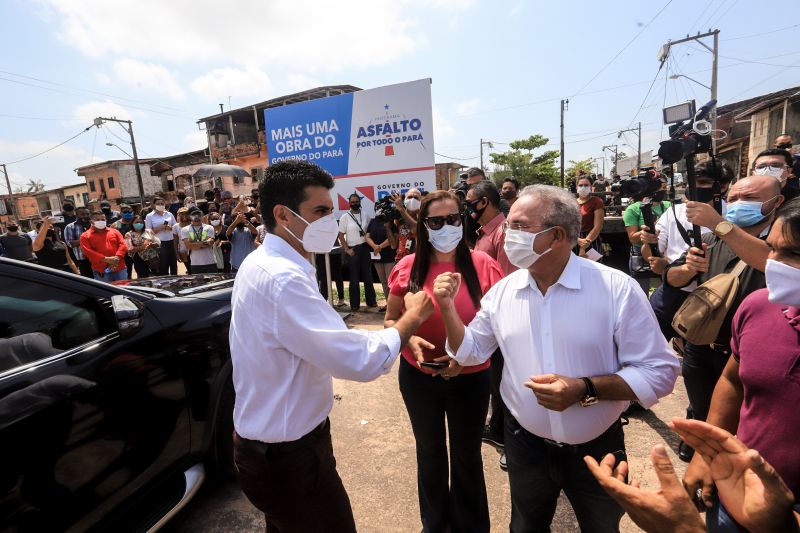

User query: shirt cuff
[445,327,475,364]
[615,366,658,409]
[378,327,402,371]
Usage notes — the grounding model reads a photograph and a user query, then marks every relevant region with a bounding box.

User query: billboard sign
[264,79,435,214]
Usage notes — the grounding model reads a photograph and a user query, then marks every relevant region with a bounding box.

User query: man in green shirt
[623,178,670,293]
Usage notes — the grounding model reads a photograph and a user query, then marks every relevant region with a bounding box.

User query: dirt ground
[166,309,689,533]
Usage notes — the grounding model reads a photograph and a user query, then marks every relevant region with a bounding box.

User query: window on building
[107,176,115,189]
[82,193,89,205]
[99,179,106,194]
[89,181,96,193]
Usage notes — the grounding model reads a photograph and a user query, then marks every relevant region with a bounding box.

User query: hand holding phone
[419,361,449,369]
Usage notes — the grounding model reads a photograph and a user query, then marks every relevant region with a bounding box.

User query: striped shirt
[63,221,88,260]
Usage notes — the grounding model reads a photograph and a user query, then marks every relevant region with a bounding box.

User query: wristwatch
[579,377,598,407]
[713,220,734,237]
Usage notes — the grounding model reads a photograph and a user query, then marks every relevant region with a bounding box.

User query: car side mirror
[111,295,144,337]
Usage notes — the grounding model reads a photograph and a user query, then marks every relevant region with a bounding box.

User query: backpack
[671,260,747,345]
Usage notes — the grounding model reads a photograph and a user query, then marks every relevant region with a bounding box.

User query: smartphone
[51,215,65,223]
[419,361,449,370]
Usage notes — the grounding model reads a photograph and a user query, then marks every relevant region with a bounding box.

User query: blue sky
[2,0,798,190]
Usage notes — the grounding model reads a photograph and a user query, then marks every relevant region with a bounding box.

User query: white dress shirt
[145,210,177,241]
[448,253,679,444]
[656,202,726,292]
[338,210,370,246]
[230,233,401,443]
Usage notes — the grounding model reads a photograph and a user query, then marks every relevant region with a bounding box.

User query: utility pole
[94,117,146,207]
[1,163,16,220]
[603,145,618,174]
[480,138,484,171]
[637,121,642,171]
[658,30,719,151]
[560,99,568,188]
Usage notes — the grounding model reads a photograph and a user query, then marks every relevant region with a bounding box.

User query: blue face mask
[724,196,777,228]
[122,212,134,221]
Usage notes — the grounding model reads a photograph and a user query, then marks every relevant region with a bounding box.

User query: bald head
[728,175,781,202]
[405,188,421,200]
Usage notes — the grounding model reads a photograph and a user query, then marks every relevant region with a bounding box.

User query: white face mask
[284,208,339,254]
[765,258,800,307]
[503,227,554,269]
[577,186,591,197]
[754,166,786,181]
[404,197,421,211]
[155,205,165,212]
[426,223,463,253]
[210,219,221,226]
[93,220,107,230]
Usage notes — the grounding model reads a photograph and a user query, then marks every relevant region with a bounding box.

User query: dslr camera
[450,173,470,200]
[375,196,401,222]
[620,168,662,199]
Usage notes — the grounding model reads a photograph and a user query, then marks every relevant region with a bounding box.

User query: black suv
[0,258,236,532]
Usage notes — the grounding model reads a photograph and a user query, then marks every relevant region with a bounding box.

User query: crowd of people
[3,133,800,532]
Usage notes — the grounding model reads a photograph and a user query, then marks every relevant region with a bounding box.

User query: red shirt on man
[80,226,128,273]
[474,212,516,276]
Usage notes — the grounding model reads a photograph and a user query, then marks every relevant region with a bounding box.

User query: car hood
[113,273,235,296]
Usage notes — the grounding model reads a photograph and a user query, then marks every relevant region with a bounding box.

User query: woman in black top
[365,214,398,310]
[32,216,79,274]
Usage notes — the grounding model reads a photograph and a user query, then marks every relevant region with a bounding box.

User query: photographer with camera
[338,193,378,312]
[622,171,670,293]
[643,160,733,342]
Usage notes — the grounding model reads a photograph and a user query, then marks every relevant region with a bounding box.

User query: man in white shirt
[433,184,679,533]
[144,197,178,275]
[338,193,378,312]
[230,160,433,532]
[646,160,732,343]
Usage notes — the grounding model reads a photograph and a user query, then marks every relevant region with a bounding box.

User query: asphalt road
[165,311,690,533]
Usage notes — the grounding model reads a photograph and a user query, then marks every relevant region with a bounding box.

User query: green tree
[565,158,595,178]
[609,151,628,176]
[25,179,45,192]
[489,134,560,187]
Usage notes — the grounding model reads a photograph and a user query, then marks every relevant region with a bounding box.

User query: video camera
[620,168,662,199]
[450,173,470,200]
[375,196,402,221]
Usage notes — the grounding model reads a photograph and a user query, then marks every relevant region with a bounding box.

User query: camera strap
[672,204,694,247]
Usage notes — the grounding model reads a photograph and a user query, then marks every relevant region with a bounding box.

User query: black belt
[532,420,623,453]
[236,418,328,454]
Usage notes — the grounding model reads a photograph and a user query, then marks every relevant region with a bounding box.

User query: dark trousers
[346,243,376,310]
[649,283,689,342]
[399,358,491,533]
[159,240,178,276]
[123,253,134,279]
[190,263,217,274]
[75,258,94,279]
[233,420,356,533]
[488,348,505,439]
[504,412,626,533]
[315,252,344,301]
[682,343,731,422]
[131,254,151,278]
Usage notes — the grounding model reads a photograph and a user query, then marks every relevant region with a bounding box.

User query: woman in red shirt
[576,175,605,258]
[385,190,503,533]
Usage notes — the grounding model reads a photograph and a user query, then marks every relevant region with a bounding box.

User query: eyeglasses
[503,221,540,233]
[754,163,787,171]
[424,214,462,230]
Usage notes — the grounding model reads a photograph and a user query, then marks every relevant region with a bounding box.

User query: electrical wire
[570,0,674,98]
[3,124,95,165]
[627,61,665,127]
[434,152,479,160]
[722,23,800,41]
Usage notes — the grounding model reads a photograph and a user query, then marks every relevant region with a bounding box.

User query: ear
[273,205,291,228]
[775,194,785,210]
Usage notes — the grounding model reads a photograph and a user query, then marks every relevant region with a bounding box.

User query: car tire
[210,377,236,479]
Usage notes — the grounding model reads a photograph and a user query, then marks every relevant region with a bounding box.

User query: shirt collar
[479,212,505,236]
[263,233,315,276]
[512,252,582,292]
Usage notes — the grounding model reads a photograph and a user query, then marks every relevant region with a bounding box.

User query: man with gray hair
[433,184,679,532]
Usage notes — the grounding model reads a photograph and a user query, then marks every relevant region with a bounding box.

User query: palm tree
[26,179,45,192]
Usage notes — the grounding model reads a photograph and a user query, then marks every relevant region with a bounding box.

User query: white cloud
[40,0,472,71]
[190,66,273,103]
[94,72,112,85]
[432,105,455,140]
[72,100,135,123]
[286,73,323,92]
[112,58,185,100]
[183,130,209,151]
[455,98,480,116]
[0,138,88,162]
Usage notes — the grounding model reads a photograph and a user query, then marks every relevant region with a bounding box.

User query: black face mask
[466,199,486,220]
[46,230,56,239]
[236,223,245,230]
[689,187,715,204]
[777,142,793,150]
[350,203,361,211]
[7,225,18,232]
[101,207,111,213]
[78,217,90,225]
[501,190,516,200]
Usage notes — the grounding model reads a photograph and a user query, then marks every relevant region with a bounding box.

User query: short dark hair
[119,203,131,210]
[502,178,520,191]
[696,159,735,184]
[466,167,486,179]
[348,193,361,202]
[259,160,334,232]
[90,210,105,218]
[776,197,800,252]
[754,148,793,168]
[469,181,501,208]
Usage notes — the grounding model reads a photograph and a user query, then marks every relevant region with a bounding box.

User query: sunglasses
[424,213,462,230]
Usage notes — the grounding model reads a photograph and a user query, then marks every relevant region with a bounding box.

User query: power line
[709,0,738,28]
[3,124,95,165]
[0,113,85,121]
[722,23,800,41]
[627,61,665,127]
[570,0,674,98]
[434,152,479,161]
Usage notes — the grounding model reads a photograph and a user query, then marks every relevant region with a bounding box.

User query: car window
[0,277,113,373]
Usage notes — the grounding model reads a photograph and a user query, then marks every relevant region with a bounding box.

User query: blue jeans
[504,412,625,533]
[93,268,129,282]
